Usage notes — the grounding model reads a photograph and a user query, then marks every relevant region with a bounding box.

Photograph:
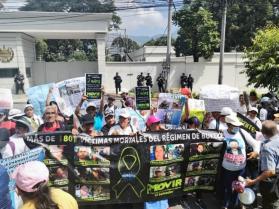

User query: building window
[0,68,19,78]
[26,68,31,78]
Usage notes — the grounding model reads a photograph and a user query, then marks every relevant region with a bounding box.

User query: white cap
[249,107,258,114]
[119,109,130,118]
[220,107,233,116]
[86,102,96,109]
[225,114,243,127]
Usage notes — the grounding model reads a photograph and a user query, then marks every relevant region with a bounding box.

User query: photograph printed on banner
[150,144,184,165]
[186,159,219,176]
[44,145,68,165]
[74,146,110,166]
[48,165,69,186]
[75,167,110,184]
[189,142,223,161]
[92,185,110,201]
[75,184,110,201]
[149,164,181,182]
[75,184,94,200]
[184,175,215,192]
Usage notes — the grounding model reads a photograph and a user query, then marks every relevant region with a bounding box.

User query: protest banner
[52,77,85,117]
[156,93,186,128]
[24,130,225,204]
[135,86,151,110]
[237,112,259,135]
[86,74,102,100]
[0,88,13,109]
[27,83,54,116]
[200,84,240,112]
[0,147,45,209]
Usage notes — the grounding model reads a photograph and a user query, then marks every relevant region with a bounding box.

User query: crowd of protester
[0,87,279,209]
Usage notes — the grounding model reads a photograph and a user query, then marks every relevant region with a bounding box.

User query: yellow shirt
[21,188,78,209]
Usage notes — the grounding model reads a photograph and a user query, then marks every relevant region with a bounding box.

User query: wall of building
[31,52,249,94]
[0,33,35,92]
[31,61,98,85]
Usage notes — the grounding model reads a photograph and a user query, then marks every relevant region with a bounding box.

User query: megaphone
[238,188,255,205]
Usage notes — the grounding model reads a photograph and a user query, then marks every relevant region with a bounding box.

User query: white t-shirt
[259,108,268,121]
[222,129,260,171]
[208,119,227,131]
[108,124,137,135]
[247,115,262,130]
[1,135,30,158]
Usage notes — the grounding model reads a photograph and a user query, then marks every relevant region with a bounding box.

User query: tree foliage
[143,36,175,46]
[173,1,220,62]
[20,0,120,62]
[111,37,140,53]
[243,26,279,91]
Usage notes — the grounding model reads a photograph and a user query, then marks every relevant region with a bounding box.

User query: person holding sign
[12,161,78,209]
[75,89,104,132]
[108,109,137,135]
[101,109,116,136]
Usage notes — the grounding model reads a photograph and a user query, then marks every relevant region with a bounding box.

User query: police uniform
[259,135,279,209]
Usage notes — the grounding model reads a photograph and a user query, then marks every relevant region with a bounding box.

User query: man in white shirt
[108,109,137,135]
[208,107,234,131]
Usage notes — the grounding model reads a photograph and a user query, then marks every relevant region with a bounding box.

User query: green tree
[243,26,279,91]
[173,2,220,62]
[35,39,48,60]
[20,0,120,61]
[143,36,175,46]
[111,37,140,53]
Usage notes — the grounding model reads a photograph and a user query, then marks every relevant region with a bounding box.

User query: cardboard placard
[135,86,151,110]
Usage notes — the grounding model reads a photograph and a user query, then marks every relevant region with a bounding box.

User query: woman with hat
[23,104,43,132]
[247,107,262,130]
[221,114,260,209]
[12,161,78,209]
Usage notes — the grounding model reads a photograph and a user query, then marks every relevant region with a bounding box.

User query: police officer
[246,120,279,209]
[14,72,25,94]
[113,72,122,94]
[187,74,194,91]
[180,73,188,88]
[137,72,145,86]
[145,73,153,88]
[157,73,166,93]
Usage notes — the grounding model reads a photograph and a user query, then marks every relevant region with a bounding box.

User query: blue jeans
[222,167,246,208]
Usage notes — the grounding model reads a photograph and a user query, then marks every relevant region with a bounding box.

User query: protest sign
[86,74,102,100]
[156,93,186,128]
[135,86,151,110]
[52,77,85,117]
[237,112,259,135]
[24,130,225,204]
[115,108,147,132]
[0,88,13,109]
[27,83,54,116]
[200,84,240,112]
[187,99,206,123]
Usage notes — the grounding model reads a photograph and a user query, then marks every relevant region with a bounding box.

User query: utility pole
[164,0,172,90]
[218,0,227,84]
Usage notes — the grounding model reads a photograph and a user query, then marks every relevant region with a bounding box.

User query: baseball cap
[225,114,243,127]
[104,109,114,118]
[24,104,33,110]
[12,161,49,193]
[119,109,130,118]
[249,107,258,114]
[86,102,97,109]
[146,115,161,127]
